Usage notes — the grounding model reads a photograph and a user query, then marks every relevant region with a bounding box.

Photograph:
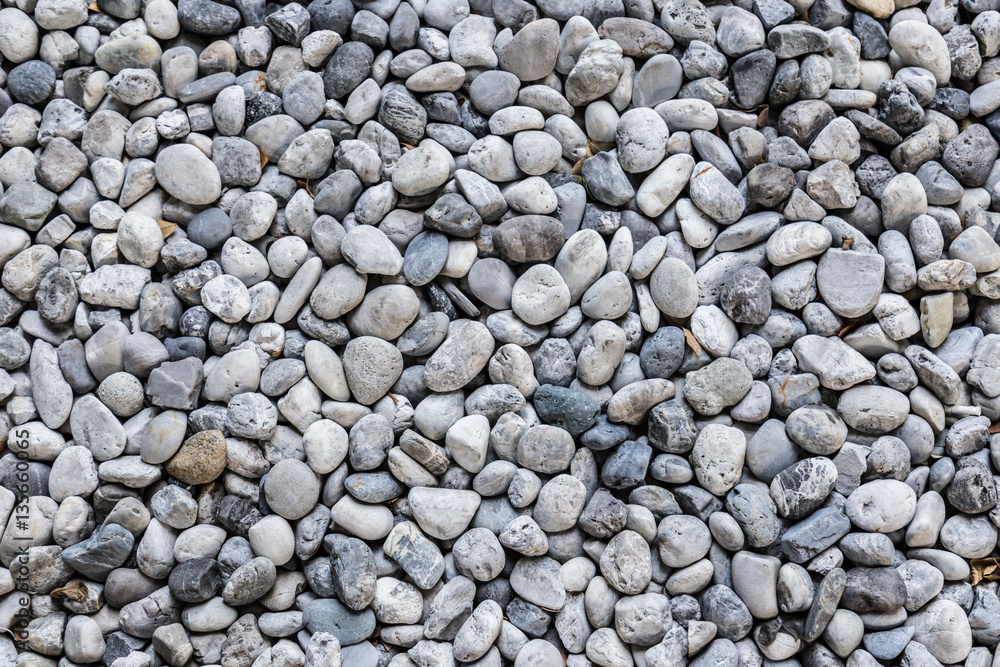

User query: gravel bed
[1,0,1000,666]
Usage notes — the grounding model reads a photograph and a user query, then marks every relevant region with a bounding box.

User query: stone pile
[1,0,1000,665]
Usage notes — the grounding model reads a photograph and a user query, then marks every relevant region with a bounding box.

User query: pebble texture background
[2,0,1000,664]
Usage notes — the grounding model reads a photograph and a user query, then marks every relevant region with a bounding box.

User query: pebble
[164,430,227,485]
[511,264,571,326]
[888,21,951,85]
[770,457,839,519]
[342,336,403,405]
[154,143,222,206]
[905,600,973,664]
[684,358,754,416]
[64,616,106,663]
[384,521,445,589]
[408,487,481,539]
[264,458,320,520]
[0,2,997,666]
[303,598,376,646]
[846,480,917,533]
[692,424,746,495]
[425,320,494,392]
